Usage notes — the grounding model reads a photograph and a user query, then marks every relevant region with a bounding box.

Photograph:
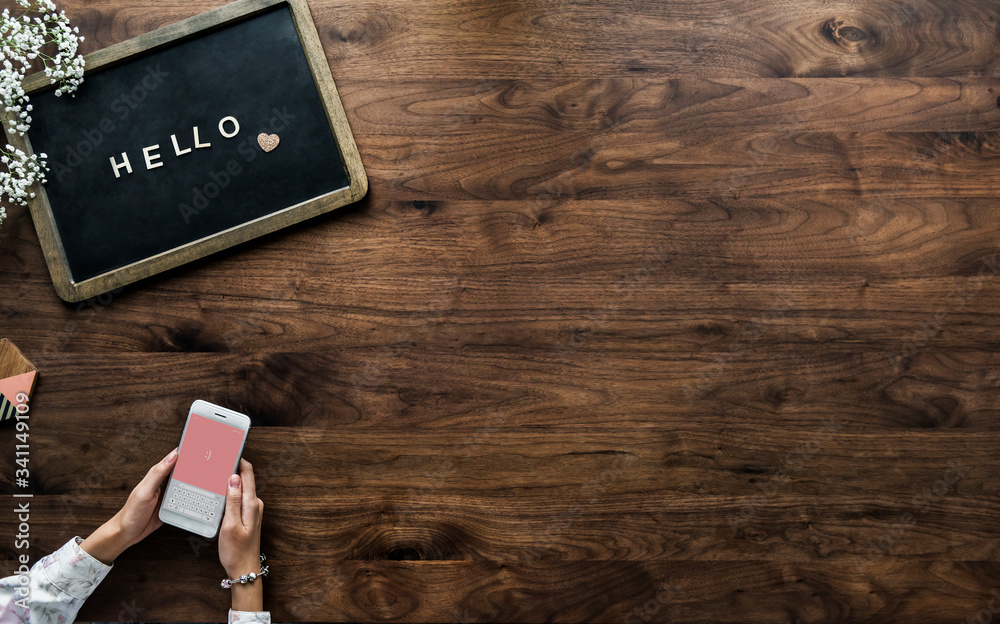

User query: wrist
[225,557,262,579]
[230,579,264,612]
[80,515,129,565]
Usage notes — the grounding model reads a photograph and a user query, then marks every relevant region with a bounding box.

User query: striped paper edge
[0,394,15,423]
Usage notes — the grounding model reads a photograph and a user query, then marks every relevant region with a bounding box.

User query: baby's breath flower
[0,0,83,226]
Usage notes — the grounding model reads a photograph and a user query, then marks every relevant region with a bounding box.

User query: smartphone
[159,400,251,538]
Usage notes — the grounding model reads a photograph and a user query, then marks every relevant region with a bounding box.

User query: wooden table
[2,0,999,621]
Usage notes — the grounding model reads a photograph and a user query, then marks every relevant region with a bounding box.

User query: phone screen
[172,412,247,495]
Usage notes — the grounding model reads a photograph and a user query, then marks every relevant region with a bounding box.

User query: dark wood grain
[52,0,1000,79]
[1,0,999,621]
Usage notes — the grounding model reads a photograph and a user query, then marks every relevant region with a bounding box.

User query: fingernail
[166,449,177,463]
[230,474,240,487]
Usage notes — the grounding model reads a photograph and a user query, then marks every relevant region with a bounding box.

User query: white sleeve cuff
[37,536,114,601]
[229,608,272,624]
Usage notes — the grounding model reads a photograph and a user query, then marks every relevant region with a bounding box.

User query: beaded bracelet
[221,553,269,589]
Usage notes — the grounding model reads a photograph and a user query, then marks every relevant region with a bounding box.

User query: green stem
[14,1,43,20]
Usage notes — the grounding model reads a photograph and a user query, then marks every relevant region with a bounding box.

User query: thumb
[135,449,177,497]
[224,474,243,527]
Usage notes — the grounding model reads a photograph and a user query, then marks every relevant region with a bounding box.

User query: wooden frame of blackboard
[9,0,367,303]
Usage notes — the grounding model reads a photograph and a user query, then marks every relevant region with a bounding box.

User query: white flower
[0,0,84,220]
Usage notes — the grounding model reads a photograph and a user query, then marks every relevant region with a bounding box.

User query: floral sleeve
[0,537,269,624]
[229,609,271,624]
[0,536,112,624]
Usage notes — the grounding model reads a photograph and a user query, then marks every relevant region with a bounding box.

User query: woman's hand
[219,459,265,612]
[81,448,177,565]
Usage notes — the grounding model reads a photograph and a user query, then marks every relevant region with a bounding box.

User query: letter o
[643,599,661,617]
[18,522,29,533]
[219,116,240,138]
[204,182,220,199]
[977,609,992,624]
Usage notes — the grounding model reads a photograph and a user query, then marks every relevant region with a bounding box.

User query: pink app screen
[173,413,245,495]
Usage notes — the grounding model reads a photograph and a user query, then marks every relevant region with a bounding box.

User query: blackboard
[15,0,367,302]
